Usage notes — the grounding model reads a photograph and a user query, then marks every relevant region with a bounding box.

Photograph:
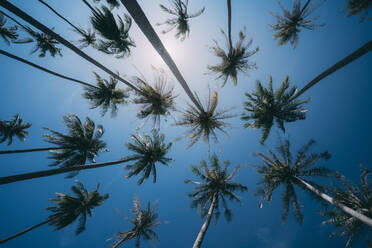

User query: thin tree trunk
[112,233,134,248]
[0,0,144,95]
[120,0,203,112]
[0,49,98,89]
[290,40,372,101]
[0,157,138,185]
[0,9,28,30]
[0,146,64,155]
[192,193,217,248]
[299,0,311,17]
[82,0,99,16]
[227,0,232,54]
[295,176,372,228]
[0,219,49,244]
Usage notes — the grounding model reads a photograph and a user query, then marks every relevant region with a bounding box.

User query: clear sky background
[0,0,371,247]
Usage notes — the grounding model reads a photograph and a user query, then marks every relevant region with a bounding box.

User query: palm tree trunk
[0,219,49,244]
[120,0,203,112]
[295,176,372,228]
[0,49,98,89]
[0,157,138,185]
[82,0,99,16]
[227,0,233,54]
[290,39,372,101]
[299,0,311,16]
[192,193,217,248]
[0,9,28,30]
[0,146,65,155]
[112,233,134,248]
[0,0,144,95]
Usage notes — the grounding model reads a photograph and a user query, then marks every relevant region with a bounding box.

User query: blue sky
[0,0,371,247]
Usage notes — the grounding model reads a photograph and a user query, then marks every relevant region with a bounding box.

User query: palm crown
[43,114,107,178]
[345,0,371,22]
[24,26,62,57]
[157,0,205,41]
[0,114,31,146]
[124,130,173,185]
[83,72,129,117]
[109,196,163,248]
[0,13,18,45]
[47,180,109,235]
[185,154,248,222]
[241,76,309,144]
[91,6,135,58]
[270,0,325,48]
[73,27,96,48]
[252,138,331,224]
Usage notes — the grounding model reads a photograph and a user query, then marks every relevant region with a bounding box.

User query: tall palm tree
[176,89,235,148]
[251,138,372,227]
[344,0,371,22]
[120,0,203,111]
[124,130,173,185]
[0,0,143,93]
[157,0,205,41]
[0,13,18,44]
[269,0,325,48]
[0,114,31,146]
[185,155,248,248]
[0,180,109,244]
[241,76,309,144]
[319,165,372,247]
[0,131,172,185]
[90,5,135,58]
[108,196,163,247]
[83,72,129,117]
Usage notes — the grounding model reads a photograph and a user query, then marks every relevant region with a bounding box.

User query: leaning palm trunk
[0,157,138,185]
[0,49,98,89]
[0,219,51,244]
[0,1,144,94]
[0,147,64,154]
[81,0,99,15]
[226,0,232,53]
[295,176,372,228]
[120,0,203,111]
[290,39,372,101]
[192,193,217,248]
[112,233,135,248]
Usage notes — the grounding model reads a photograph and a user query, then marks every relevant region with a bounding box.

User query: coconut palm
[185,155,248,248]
[241,76,309,144]
[90,5,135,58]
[157,0,205,41]
[0,114,31,146]
[269,0,325,48]
[108,196,163,248]
[319,165,372,247]
[83,72,129,117]
[0,13,18,44]
[176,89,234,148]
[344,0,371,22]
[0,180,109,244]
[124,130,173,185]
[132,69,176,128]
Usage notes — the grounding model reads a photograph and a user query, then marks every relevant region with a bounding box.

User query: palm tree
[241,76,309,144]
[83,72,129,117]
[0,131,172,185]
[0,13,18,44]
[251,138,372,227]
[0,180,108,244]
[157,0,205,41]
[0,0,142,93]
[175,89,235,148]
[269,0,325,48]
[0,114,31,146]
[106,0,121,9]
[90,5,135,58]
[132,69,177,128]
[120,0,203,111]
[108,196,164,247]
[319,165,372,247]
[124,130,173,185]
[185,155,248,248]
[344,0,371,22]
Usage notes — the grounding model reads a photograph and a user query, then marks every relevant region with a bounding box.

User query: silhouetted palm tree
[125,130,173,185]
[157,0,205,41]
[241,76,309,144]
[319,165,372,247]
[0,13,18,44]
[0,180,108,244]
[185,155,248,248]
[0,114,31,146]
[91,5,135,58]
[106,0,121,9]
[108,196,164,248]
[83,72,129,117]
[344,0,371,22]
[176,90,235,148]
[269,0,325,48]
